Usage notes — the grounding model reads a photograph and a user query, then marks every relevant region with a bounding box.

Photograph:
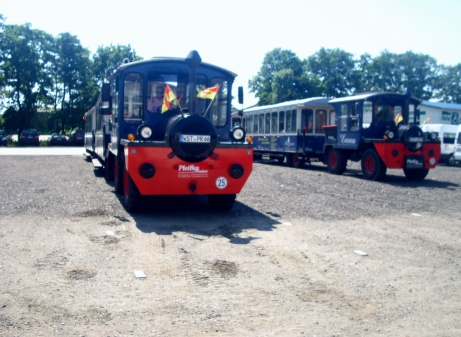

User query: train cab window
[208,78,228,127]
[279,111,285,133]
[265,113,271,134]
[253,114,258,133]
[271,111,278,133]
[259,114,264,134]
[123,73,143,123]
[350,103,359,131]
[362,101,372,128]
[314,109,327,133]
[339,104,348,132]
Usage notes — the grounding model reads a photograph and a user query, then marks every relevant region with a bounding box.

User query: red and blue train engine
[324,90,441,181]
[85,50,253,211]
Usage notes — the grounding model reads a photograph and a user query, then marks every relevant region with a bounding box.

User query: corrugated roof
[421,101,461,110]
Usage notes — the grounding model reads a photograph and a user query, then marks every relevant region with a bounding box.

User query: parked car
[49,133,68,146]
[68,129,84,146]
[0,130,7,146]
[19,129,40,146]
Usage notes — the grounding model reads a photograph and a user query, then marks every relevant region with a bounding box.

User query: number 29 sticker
[216,177,228,189]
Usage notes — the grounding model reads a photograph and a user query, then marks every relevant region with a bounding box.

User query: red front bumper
[124,146,253,196]
[374,142,441,169]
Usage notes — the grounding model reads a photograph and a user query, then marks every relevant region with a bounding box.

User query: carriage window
[329,110,336,125]
[301,109,313,133]
[265,113,271,134]
[124,73,143,123]
[285,110,291,133]
[259,114,264,134]
[245,115,252,131]
[253,114,258,133]
[271,111,278,133]
[279,111,285,133]
[315,109,327,133]
[112,76,118,124]
[291,109,297,132]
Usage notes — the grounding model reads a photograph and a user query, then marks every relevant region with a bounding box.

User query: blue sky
[3,0,461,107]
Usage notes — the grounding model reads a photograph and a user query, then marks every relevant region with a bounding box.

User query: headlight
[139,126,152,139]
[230,127,245,141]
[430,132,437,140]
[387,131,394,139]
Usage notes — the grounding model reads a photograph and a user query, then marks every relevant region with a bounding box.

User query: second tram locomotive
[242,90,441,181]
[84,51,253,211]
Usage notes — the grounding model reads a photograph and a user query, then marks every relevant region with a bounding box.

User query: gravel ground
[0,155,460,336]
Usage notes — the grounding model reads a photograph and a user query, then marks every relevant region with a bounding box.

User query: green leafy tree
[435,64,461,103]
[52,33,96,132]
[305,48,357,98]
[92,44,143,86]
[0,22,52,134]
[249,48,309,105]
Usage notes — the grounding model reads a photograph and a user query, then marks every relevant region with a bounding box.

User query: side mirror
[100,83,111,115]
[238,86,244,105]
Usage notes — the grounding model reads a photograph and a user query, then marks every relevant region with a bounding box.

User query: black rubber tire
[288,154,305,168]
[208,194,236,211]
[326,148,347,175]
[361,148,387,181]
[123,169,145,212]
[447,155,455,166]
[105,154,114,181]
[403,168,429,181]
[114,156,124,194]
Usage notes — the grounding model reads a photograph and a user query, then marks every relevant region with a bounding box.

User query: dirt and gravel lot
[0,155,460,336]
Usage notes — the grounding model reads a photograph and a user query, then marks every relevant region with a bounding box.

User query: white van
[454,124,461,165]
[421,124,458,166]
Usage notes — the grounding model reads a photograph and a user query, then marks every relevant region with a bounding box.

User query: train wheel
[123,169,145,212]
[403,168,429,181]
[208,194,236,211]
[105,154,114,181]
[114,156,124,194]
[288,154,304,168]
[361,149,387,181]
[327,148,347,175]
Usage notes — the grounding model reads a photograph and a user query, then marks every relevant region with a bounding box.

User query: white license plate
[180,135,210,143]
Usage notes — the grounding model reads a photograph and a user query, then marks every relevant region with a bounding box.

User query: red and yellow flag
[394,113,404,126]
[161,85,177,113]
[422,115,432,125]
[197,85,220,100]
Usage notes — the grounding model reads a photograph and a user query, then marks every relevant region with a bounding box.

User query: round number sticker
[216,177,228,189]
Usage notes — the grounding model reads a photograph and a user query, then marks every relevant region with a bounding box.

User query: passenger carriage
[243,97,335,167]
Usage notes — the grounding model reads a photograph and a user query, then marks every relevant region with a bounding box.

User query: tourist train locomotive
[84,51,253,211]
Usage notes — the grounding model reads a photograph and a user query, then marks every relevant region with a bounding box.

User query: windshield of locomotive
[145,72,229,127]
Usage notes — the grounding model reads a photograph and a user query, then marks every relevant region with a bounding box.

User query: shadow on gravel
[115,194,280,244]
[257,160,460,189]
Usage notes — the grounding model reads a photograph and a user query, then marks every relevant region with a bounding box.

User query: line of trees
[0,14,142,135]
[249,48,461,106]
